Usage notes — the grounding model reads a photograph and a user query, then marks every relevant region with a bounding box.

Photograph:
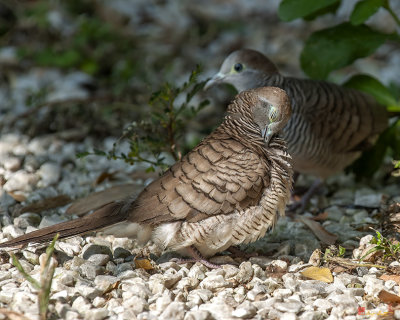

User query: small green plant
[78,65,209,172]
[11,234,59,320]
[360,230,400,262]
[323,244,346,261]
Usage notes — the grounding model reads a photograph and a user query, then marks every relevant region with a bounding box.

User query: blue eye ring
[234,63,243,72]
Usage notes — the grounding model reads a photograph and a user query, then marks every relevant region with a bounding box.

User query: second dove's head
[205,49,279,92]
[227,87,291,146]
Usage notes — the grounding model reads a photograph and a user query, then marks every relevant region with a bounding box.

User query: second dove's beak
[261,126,273,146]
[204,72,225,90]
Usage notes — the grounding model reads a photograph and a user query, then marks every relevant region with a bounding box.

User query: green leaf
[343,74,399,107]
[278,0,340,21]
[301,23,389,79]
[350,119,400,179]
[350,0,384,25]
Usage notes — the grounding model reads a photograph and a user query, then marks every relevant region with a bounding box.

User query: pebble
[79,262,105,280]
[38,162,61,187]
[88,254,110,266]
[354,188,384,208]
[183,310,211,320]
[231,301,257,318]
[81,244,113,260]
[275,300,303,313]
[159,301,186,319]
[13,212,41,229]
[200,275,233,291]
[3,170,39,192]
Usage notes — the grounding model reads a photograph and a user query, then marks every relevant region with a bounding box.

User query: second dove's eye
[234,63,243,72]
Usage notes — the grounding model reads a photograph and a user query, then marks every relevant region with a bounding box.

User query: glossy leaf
[350,119,400,179]
[301,23,389,79]
[278,0,340,21]
[350,0,384,25]
[343,74,399,108]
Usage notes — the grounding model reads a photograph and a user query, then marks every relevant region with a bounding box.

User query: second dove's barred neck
[0,87,293,264]
[206,49,388,179]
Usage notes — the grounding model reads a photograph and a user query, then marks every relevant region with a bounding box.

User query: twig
[326,256,387,269]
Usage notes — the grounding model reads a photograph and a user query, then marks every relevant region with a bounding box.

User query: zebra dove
[205,49,388,178]
[0,87,293,266]
[205,49,388,208]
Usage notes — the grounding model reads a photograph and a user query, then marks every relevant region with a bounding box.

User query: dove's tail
[0,202,128,249]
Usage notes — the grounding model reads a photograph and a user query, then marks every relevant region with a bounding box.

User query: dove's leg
[171,246,221,269]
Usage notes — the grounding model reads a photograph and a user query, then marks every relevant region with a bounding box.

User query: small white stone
[200,275,232,291]
[2,225,24,238]
[92,297,106,308]
[0,290,14,303]
[231,301,256,318]
[38,162,61,187]
[280,312,297,320]
[159,301,186,320]
[122,295,148,314]
[354,189,384,208]
[3,157,21,171]
[38,214,68,229]
[183,310,211,320]
[275,300,303,313]
[76,284,102,300]
[273,288,292,299]
[85,308,109,320]
[313,298,333,311]
[3,170,39,192]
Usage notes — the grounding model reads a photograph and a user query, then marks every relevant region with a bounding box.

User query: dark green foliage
[350,119,400,179]
[350,0,385,25]
[278,0,340,22]
[279,0,400,178]
[78,66,209,172]
[300,23,389,80]
[344,74,399,109]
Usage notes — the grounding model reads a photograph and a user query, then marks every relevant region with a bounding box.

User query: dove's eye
[234,63,243,72]
[269,106,278,122]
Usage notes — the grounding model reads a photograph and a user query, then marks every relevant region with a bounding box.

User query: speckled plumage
[205,49,388,179]
[0,87,293,259]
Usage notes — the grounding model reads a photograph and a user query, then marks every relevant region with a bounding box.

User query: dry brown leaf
[7,191,26,202]
[301,266,333,283]
[378,289,400,304]
[297,215,338,245]
[94,171,118,186]
[135,258,155,270]
[380,274,400,286]
[20,195,72,213]
[102,280,121,295]
[66,184,142,216]
[0,308,32,320]
[311,211,329,221]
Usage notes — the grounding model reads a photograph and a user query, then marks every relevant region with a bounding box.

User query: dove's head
[205,49,279,92]
[227,87,291,146]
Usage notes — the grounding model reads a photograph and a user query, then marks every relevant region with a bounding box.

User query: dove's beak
[261,126,273,146]
[204,72,225,90]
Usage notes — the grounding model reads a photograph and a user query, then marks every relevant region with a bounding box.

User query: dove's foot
[171,246,221,269]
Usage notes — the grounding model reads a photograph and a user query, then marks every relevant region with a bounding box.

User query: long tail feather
[0,202,127,248]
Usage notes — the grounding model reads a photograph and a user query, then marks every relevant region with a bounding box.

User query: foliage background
[0,0,399,178]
